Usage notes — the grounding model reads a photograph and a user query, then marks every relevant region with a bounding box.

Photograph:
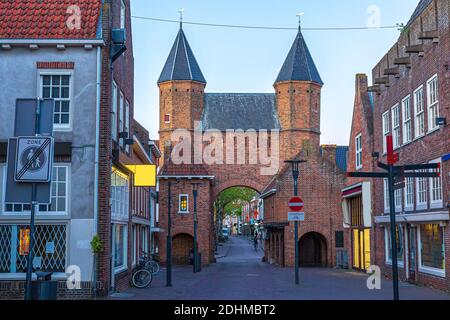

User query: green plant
[90,235,103,254]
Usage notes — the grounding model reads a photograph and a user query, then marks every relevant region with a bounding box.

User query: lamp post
[191,183,201,273]
[166,181,173,287]
[285,159,307,285]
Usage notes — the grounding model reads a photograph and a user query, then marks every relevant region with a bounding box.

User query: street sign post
[5,99,54,300]
[347,135,440,301]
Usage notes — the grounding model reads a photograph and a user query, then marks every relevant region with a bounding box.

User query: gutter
[259,188,277,199]
[0,39,105,46]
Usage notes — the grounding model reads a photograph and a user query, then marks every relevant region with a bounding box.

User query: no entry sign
[288,196,304,212]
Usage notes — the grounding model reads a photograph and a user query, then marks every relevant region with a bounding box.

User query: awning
[374,211,449,224]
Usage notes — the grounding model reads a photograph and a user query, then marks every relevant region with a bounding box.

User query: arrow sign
[289,196,304,212]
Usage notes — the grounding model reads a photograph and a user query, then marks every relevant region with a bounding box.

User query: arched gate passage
[299,232,328,267]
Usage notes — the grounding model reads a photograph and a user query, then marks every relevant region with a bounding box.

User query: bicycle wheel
[132,269,153,288]
[145,260,160,274]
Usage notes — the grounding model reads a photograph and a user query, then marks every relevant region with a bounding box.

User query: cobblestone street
[110,236,450,300]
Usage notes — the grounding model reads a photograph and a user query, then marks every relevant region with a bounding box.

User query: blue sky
[130,0,420,145]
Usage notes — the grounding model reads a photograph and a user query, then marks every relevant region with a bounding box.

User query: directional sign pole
[285,159,307,286]
[347,135,440,301]
[24,99,41,300]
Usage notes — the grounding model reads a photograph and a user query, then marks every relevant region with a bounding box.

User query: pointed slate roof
[275,30,323,85]
[158,27,206,84]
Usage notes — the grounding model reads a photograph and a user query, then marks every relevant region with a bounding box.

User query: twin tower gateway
[156,23,345,269]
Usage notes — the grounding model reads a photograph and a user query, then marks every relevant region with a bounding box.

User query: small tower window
[164,114,171,123]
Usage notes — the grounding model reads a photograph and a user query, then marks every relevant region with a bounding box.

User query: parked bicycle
[145,253,160,275]
[131,253,153,288]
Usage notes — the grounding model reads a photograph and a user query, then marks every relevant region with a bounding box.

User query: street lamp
[191,182,202,273]
[166,178,180,287]
[285,159,307,285]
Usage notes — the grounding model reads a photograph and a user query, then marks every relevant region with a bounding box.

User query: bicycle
[145,253,160,275]
[253,239,258,251]
[131,254,153,288]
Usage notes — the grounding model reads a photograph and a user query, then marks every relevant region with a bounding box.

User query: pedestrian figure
[253,232,258,251]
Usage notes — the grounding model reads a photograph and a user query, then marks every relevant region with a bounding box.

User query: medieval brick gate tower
[157,23,347,268]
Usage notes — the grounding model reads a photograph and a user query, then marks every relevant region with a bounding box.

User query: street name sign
[15,137,54,183]
[288,212,305,222]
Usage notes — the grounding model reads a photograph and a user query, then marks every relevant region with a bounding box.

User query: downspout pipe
[94,45,101,235]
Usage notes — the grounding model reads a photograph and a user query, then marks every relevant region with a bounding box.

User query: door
[352,229,370,270]
[408,227,417,282]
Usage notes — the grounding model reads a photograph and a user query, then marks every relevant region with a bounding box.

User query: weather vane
[178,8,185,28]
[296,12,304,30]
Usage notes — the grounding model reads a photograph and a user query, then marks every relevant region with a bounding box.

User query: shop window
[419,224,445,276]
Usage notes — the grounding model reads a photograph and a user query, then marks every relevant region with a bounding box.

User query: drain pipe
[92,45,102,298]
[94,45,101,235]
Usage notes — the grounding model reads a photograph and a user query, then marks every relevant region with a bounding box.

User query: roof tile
[0,0,102,39]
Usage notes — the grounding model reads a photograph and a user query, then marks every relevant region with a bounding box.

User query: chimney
[321,144,337,164]
[163,140,172,165]
[355,74,368,94]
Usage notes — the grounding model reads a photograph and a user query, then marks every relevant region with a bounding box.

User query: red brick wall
[158,179,214,266]
[344,74,376,269]
[371,0,449,291]
[97,0,136,296]
[264,149,346,267]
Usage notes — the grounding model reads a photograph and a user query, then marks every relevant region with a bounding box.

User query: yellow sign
[125,165,157,187]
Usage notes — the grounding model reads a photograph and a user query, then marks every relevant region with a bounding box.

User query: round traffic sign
[289,196,304,212]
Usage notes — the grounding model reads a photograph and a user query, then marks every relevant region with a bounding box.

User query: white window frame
[2,164,70,217]
[164,114,171,124]
[355,133,362,170]
[404,177,414,211]
[391,104,401,149]
[394,188,402,212]
[414,85,425,139]
[112,81,118,141]
[385,226,404,268]
[401,96,412,145]
[112,223,128,274]
[110,168,129,222]
[418,224,445,277]
[132,225,137,266]
[415,169,428,210]
[178,194,189,214]
[382,111,390,154]
[429,158,443,209]
[119,92,124,135]
[125,100,130,153]
[38,70,74,131]
[383,178,390,213]
[120,0,126,29]
[427,74,439,133]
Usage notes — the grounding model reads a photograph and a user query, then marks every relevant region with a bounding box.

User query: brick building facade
[0,0,157,298]
[156,24,350,269]
[346,0,450,292]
